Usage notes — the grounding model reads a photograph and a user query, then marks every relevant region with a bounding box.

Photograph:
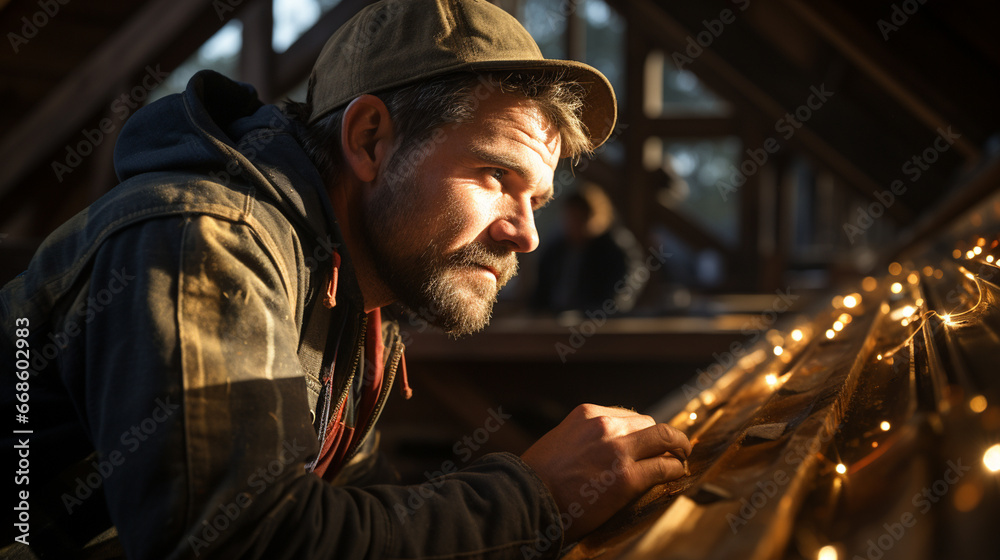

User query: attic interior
[2,0,999,558]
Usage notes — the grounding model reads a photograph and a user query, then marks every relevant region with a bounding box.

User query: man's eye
[490,168,506,182]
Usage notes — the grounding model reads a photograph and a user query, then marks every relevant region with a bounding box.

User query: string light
[974,246,983,255]
[833,321,844,331]
[890,282,903,294]
[843,294,859,308]
[969,395,987,413]
[765,373,779,386]
[689,412,698,421]
[888,262,902,275]
[818,545,839,560]
[835,463,847,474]
[791,329,803,341]
[826,329,836,339]
[880,421,891,431]
[985,445,1000,473]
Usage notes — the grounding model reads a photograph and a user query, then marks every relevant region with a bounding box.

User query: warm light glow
[888,262,902,275]
[977,237,986,246]
[826,329,835,339]
[689,412,698,421]
[773,346,784,356]
[838,313,852,324]
[988,255,995,263]
[922,266,934,277]
[969,395,988,414]
[835,463,847,474]
[901,305,915,317]
[843,295,859,308]
[872,441,879,448]
[877,353,883,360]
[942,315,954,326]
[953,249,962,259]
[966,250,975,259]
[890,282,903,294]
[818,545,838,560]
[934,269,943,279]
[907,272,920,285]
[833,321,844,332]
[765,373,779,386]
[985,444,1000,473]
[880,421,891,431]
[974,246,983,255]
[791,329,803,341]
[915,298,924,307]
[832,295,844,308]
[965,272,975,280]
[862,276,878,292]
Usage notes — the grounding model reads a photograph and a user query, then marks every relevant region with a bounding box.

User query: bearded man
[1,1,691,558]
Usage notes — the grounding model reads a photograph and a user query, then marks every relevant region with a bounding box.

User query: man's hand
[520,404,692,542]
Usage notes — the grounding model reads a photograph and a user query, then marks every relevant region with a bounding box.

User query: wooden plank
[239,0,274,102]
[0,0,235,200]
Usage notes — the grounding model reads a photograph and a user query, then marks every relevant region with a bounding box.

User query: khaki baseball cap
[307,0,618,151]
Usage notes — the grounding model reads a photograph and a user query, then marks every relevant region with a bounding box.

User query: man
[1,0,691,558]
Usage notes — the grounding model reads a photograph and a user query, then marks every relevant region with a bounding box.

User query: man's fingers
[624,422,692,462]
[629,455,687,487]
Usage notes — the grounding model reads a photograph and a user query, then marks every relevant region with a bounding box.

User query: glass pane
[146,20,243,105]
[584,0,624,103]
[273,0,342,53]
[661,137,742,244]
[522,0,566,59]
[661,58,730,116]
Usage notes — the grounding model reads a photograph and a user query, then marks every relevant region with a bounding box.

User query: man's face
[361,92,560,335]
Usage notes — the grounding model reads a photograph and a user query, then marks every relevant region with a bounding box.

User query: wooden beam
[239,0,274,102]
[0,0,236,200]
[645,115,739,138]
[271,0,377,98]
[778,0,980,162]
[605,0,914,225]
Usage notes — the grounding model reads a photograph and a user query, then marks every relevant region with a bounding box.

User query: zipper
[327,313,367,431]
[343,322,404,464]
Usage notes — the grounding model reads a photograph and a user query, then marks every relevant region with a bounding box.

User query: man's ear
[341,94,394,184]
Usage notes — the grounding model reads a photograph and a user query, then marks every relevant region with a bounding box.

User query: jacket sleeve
[80,214,564,560]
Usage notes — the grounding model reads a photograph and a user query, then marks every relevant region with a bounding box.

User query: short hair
[284,71,593,184]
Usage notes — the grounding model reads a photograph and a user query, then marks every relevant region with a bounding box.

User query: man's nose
[488,200,539,253]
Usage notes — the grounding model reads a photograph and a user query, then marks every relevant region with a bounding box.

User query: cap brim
[464,58,618,151]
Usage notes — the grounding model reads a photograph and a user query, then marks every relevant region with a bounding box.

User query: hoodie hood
[114,70,333,245]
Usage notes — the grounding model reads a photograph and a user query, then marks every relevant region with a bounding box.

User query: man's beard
[360,153,518,336]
